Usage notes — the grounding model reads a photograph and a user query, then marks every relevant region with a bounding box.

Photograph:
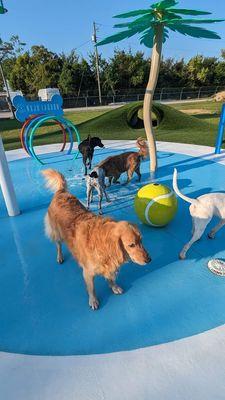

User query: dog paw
[99,210,103,215]
[112,285,124,295]
[208,232,215,240]
[57,256,64,264]
[89,297,99,310]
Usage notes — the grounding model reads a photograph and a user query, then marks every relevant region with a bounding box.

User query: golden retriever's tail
[41,169,67,192]
[136,137,149,159]
[173,169,198,205]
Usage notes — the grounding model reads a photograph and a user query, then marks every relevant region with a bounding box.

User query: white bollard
[0,135,20,216]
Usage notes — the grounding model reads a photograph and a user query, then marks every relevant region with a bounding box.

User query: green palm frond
[162,11,182,20]
[163,28,169,41]
[97,1,223,48]
[97,28,141,46]
[164,18,224,25]
[114,14,154,29]
[114,9,152,19]
[169,9,212,16]
[151,0,177,10]
[140,29,155,48]
[168,24,221,39]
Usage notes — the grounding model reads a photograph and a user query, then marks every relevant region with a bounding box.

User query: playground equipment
[13,93,80,165]
[134,183,177,227]
[215,104,225,154]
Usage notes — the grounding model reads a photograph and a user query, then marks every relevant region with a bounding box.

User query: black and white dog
[85,167,110,215]
[78,135,104,175]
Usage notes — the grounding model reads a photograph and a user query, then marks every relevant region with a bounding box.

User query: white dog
[173,168,225,259]
[85,167,110,214]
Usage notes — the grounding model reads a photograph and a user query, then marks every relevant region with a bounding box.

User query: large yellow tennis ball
[134,183,177,227]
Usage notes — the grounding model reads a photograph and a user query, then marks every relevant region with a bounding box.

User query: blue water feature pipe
[215,103,225,154]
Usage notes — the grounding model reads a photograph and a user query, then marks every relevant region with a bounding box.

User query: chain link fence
[1,85,225,111]
[63,85,225,109]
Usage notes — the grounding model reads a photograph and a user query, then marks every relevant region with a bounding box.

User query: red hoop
[20,115,68,155]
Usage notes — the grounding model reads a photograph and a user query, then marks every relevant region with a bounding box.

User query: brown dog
[97,138,148,186]
[42,169,151,310]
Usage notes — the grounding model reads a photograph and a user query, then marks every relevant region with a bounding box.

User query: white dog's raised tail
[173,168,197,205]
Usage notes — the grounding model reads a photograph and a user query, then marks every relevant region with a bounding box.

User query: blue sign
[12,94,64,123]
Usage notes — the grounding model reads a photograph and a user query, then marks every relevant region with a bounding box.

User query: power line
[75,39,92,51]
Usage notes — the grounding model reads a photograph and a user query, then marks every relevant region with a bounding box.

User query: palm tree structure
[97,0,223,179]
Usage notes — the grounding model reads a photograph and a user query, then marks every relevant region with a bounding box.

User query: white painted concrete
[5,140,225,165]
[1,324,225,400]
[1,141,225,400]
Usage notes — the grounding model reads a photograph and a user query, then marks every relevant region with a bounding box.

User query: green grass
[0,100,223,151]
[0,110,108,150]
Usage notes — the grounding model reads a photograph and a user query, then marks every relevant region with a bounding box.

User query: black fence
[1,85,225,111]
[62,85,225,109]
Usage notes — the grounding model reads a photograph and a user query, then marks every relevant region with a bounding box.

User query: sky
[0,0,225,61]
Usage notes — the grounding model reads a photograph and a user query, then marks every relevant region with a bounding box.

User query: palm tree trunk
[143,25,164,180]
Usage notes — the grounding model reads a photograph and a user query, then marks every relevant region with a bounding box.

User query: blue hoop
[28,116,80,165]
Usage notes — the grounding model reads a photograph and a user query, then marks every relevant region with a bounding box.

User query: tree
[9,52,33,94]
[0,35,26,91]
[59,50,94,95]
[187,55,217,86]
[215,52,225,85]
[97,0,223,178]
[29,46,63,94]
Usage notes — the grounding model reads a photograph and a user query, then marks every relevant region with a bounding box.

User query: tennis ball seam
[144,191,175,227]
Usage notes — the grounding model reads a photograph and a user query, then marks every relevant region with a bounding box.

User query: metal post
[0,61,15,118]
[92,22,102,105]
[0,136,20,216]
[180,87,184,101]
[198,87,202,99]
[160,87,164,102]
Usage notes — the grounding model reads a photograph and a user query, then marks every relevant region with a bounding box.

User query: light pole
[0,1,20,216]
[0,45,16,118]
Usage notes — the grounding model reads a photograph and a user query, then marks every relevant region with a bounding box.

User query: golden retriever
[42,169,151,310]
[97,137,148,186]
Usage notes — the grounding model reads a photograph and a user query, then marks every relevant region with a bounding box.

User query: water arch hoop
[13,94,80,165]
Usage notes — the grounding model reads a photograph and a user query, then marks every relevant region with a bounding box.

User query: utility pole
[92,22,102,105]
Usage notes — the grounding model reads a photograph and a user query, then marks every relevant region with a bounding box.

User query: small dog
[97,138,148,186]
[78,135,104,175]
[173,168,225,259]
[85,167,110,214]
[42,169,151,310]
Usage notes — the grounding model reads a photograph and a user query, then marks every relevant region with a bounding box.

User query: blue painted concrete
[1,147,225,355]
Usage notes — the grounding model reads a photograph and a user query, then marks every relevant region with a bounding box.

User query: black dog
[78,135,104,175]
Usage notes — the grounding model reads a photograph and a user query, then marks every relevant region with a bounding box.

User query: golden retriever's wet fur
[42,169,151,310]
[98,137,148,185]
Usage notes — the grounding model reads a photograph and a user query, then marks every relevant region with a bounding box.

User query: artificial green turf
[0,100,223,151]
